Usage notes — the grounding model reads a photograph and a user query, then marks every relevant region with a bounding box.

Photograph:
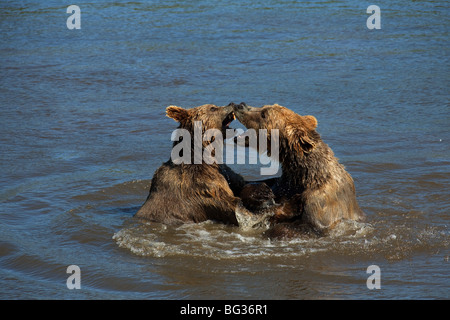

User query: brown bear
[135,103,247,225]
[233,103,365,238]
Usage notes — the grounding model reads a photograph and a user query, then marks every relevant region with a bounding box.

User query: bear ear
[303,115,318,130]
[296,115,318,153]
[166,105,189,122]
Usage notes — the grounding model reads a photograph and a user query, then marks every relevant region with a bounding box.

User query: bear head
[233,103,319,154]
[166,103,235,136]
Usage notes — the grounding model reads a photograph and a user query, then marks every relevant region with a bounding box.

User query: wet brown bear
[135,103,246,225]
[234,103,365,237]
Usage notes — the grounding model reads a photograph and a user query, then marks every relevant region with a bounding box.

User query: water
[0,0,449,299]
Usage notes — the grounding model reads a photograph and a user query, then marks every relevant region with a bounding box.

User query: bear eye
[261,110,266,119]
[210,106,218,112]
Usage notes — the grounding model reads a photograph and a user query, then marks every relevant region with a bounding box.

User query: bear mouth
[222,112,235,130]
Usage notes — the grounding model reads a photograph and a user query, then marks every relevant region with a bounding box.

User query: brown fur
[135,104,245,225]
[240,182,275,213]
[234,103,365,237]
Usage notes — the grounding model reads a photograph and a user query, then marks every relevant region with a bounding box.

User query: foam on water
[113,219,371,259]
[113,215,448,264]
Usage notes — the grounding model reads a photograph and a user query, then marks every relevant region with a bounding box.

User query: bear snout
[233,102,249,117]
[237,102,247,110]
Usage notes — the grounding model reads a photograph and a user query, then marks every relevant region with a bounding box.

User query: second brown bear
[135,103,246,225]
[234,103,365,238]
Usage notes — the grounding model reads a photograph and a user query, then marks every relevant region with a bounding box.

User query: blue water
[0,0,449,299]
